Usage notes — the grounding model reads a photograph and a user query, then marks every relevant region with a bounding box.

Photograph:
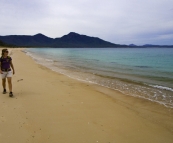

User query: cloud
[0,0,173,45]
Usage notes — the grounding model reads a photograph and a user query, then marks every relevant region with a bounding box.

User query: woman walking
[0,49,15,97]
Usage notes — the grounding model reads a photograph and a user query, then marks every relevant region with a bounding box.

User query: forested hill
[0,32,127,48]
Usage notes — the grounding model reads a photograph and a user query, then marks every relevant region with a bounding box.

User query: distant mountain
[0,33,53,47]
[129,44,173,48]
[142,44,173,47]
[143,44,156,47]
[129,44,137,47]
[0,32,127,48]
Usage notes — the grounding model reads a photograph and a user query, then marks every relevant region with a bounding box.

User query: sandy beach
[0,48,173,143]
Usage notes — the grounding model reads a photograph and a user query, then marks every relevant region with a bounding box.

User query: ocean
[25,48,173,108]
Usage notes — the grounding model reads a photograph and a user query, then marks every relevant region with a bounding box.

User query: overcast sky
[0,0,173,45]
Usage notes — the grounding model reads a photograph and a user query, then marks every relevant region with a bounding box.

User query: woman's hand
[13,70,15,75]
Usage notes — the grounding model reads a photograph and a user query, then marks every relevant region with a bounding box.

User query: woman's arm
[10,60,15,74]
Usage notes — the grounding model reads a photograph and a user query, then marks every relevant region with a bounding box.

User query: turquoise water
[25,48,173,108]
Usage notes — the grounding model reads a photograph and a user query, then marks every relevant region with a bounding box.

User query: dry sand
[0,48,173,143]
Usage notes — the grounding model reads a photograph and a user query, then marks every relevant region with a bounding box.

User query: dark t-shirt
[0,56,12,69]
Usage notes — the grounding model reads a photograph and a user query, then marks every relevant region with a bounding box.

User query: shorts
[1,71,12,79]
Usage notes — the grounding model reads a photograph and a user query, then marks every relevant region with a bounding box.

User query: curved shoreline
[24,48,173,108]
[0,48,173,143]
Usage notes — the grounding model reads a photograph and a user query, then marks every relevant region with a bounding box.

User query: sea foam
[149,85,173,92]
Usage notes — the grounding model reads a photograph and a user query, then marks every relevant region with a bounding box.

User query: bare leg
[2,78,6,90]
[7,77,12,92]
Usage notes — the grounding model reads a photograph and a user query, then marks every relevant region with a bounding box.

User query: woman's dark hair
[1,49,8,56]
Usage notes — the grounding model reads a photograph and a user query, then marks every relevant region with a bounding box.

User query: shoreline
[24,48,173,109]
[0,48,173,143]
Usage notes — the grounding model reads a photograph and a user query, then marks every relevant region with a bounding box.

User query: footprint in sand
[17,79,23,82]
[0,116,6,122]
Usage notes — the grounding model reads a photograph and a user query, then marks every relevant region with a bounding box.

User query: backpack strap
[0,56,11,62]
